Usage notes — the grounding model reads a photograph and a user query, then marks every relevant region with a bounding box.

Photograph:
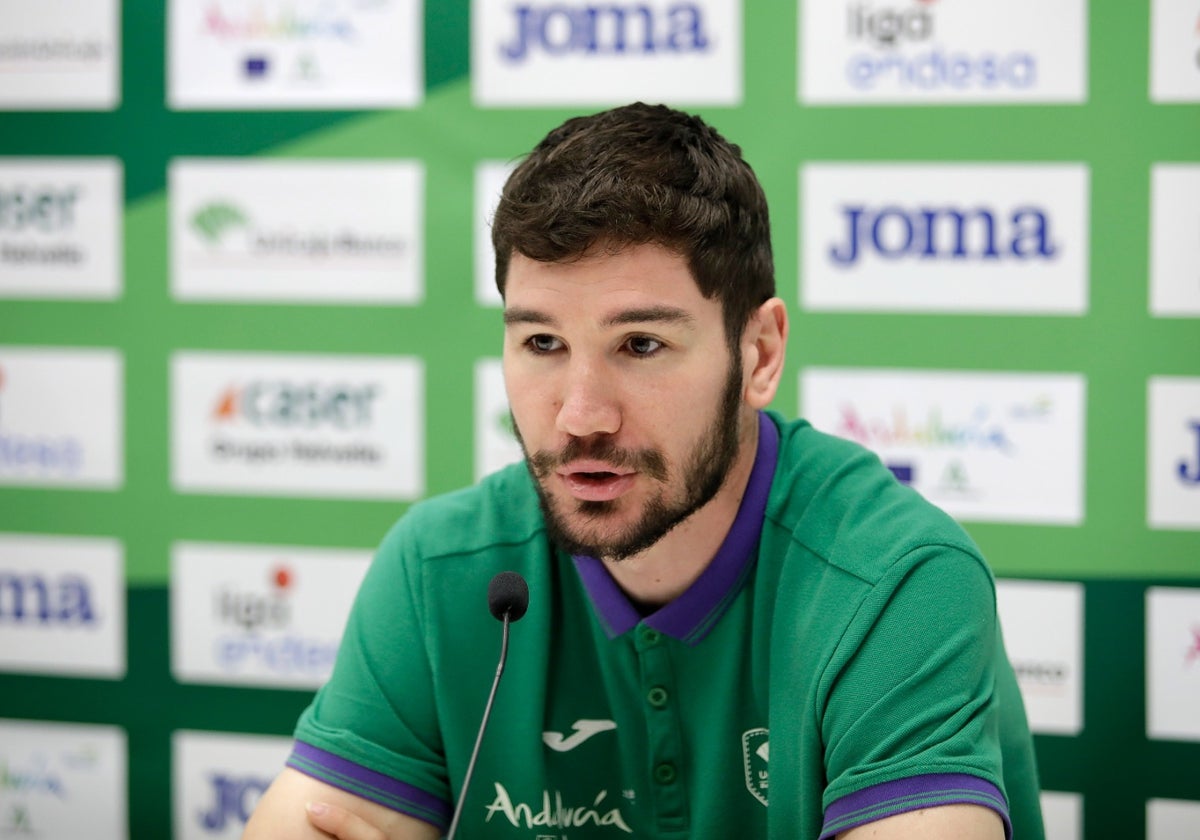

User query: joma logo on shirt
[484,783,633,833]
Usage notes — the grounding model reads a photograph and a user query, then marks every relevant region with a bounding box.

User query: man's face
[502,242,749,561]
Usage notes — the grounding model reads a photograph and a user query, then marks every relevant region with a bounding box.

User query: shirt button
[647,685,669,708]
[654,762,677,784]
[640,627,662,645]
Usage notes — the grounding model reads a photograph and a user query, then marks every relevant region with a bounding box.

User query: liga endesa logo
[842,0,1035,92]
[209,564,340,682]
[800,0,1086,103]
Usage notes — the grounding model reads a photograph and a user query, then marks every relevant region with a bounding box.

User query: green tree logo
[190,202,249,244]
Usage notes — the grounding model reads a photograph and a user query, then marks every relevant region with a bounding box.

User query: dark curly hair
[491,102,775,344]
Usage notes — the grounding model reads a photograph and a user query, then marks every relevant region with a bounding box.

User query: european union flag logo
[887,463,914,484]
[244,56,269,77]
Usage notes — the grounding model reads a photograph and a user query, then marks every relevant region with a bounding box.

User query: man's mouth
[557,464,637,502]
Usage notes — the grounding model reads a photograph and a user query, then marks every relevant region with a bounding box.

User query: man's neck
[601,411,761,607]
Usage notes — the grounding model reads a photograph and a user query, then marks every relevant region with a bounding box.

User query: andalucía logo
[203,3,356,43]
[498,2,713,63]
[828,203,1058,266]
[844,0,1036,92]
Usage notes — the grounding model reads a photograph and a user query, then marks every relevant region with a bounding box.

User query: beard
[516,350,745,562]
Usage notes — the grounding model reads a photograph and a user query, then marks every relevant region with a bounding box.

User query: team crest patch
[741,728,769,806]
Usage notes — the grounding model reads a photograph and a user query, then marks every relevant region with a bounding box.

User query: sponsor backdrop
[0,1,1196,837]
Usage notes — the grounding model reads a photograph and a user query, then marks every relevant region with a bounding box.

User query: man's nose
[555,358,621,438]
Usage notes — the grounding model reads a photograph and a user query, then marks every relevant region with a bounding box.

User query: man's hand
[837,803,1004,839]
[241,767,438,840]
[306,801,388,840]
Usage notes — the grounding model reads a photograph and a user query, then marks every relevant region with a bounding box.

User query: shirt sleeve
[286,518,453,831]
[818,547,1013,839]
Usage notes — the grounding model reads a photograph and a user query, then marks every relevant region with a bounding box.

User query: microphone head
[487,571,529,623]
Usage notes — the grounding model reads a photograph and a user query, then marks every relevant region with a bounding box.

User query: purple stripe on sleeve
[820,773,1012,839]
[287,741,451,829]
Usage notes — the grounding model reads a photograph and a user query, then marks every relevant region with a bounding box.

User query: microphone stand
[445,610,512,840]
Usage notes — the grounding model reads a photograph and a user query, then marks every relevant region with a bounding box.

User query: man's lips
[555,462,637,502]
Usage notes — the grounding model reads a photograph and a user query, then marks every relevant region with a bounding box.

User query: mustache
[527,437,668,482]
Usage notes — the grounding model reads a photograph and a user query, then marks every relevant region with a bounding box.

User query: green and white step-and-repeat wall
[0,1,1197,837]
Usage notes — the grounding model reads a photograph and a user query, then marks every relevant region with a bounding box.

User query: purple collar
[571,411,779,646]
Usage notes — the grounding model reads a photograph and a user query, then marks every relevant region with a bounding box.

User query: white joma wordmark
[543,719,618,752]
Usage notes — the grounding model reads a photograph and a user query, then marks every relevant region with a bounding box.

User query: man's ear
[741,298,788,409]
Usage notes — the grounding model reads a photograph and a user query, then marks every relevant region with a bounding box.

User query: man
[244,103,1043,839]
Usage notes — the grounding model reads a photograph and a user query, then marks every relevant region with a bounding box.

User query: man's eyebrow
[503,305,697,329]
[503,307,556,327]
[604,306,696,328]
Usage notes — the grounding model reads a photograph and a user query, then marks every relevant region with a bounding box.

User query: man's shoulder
[764,413,983,584]
[380,460,547,564]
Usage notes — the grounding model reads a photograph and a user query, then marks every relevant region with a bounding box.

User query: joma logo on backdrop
[0,572,96,625]
[198,773,273,832]
[500,2,712,61]
[212,381,379,429]
[1179,420,1200,485]
[829,204,1058,265]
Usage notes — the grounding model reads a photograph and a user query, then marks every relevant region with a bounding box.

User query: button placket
[634,622,689,832]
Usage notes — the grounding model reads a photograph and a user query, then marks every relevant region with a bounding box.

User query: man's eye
[626,336,663,356]
[527,335,562,353]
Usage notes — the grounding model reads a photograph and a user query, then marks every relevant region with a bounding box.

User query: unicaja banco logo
[499,2,712,62]
[190,201,249,245]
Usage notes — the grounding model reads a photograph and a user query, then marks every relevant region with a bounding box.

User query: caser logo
[499,2,712,62]
[829,204,1057,266]
[0,570,96,625]
[211,380,379,429]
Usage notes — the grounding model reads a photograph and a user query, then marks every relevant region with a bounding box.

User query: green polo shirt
[288,411,1043,838]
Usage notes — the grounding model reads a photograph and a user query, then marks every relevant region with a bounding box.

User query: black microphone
[446,571,529,840]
